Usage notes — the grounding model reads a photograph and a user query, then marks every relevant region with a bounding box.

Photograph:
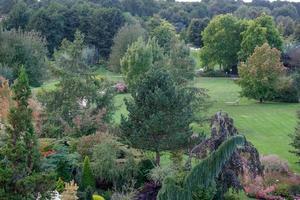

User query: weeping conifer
[157,135,245,200]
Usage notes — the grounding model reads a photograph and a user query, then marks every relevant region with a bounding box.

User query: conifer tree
[121,68,196,165]
[0,67,52,199]
[81,156,95,190]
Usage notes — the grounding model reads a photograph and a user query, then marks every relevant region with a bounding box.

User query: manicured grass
[192,77,300,172]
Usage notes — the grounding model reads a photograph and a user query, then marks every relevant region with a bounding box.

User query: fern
[157,135,245,200]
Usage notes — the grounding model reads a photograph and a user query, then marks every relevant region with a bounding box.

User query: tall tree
[238,14,282,61]
[109,23,146,73]
[187,18,209,48]
[148,18,177,52]
[238,43,285,103]
[120,69,196,165]
[0,67,53,199]
[120,37,163,90]
[201,14,244,73]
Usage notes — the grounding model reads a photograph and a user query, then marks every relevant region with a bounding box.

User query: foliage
[61,180,79,200]
[261,155,290,174]
[148,165,176,184]
[238,43,285,102]
[234,5,271,19]
[121,68,197,165]
[157,135,245,200]
[276,16,295,37]
[109,23,146,72]
[0,67,54,199]
[56,177,65,193]
[187,18,209,47]
[91,139,138,188]
[93,194,105,200]
[166,40,196,85]
[120,37,163,90]
[38,31,115,137]
[238,14,282,61]
[77,132,113,158]
[27,2,125,56]
[273,183,293,199]
[290,111,300,164]
[0,29,48,86]
[136,159,155,187]
[81,156,95,190]
[0,77,13,124]
[201,14,244,72]
[149,18,177,52]
[4,0,30,30]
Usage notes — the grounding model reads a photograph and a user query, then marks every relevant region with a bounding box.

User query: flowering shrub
[114,83,127,93]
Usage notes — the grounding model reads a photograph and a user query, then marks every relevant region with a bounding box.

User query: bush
[274,76,299,103]
[93,195,105,200]
[199,70,229,77]
[0,29,48,86]
[288,184,300,196]
[148,165,176,184]
[261,155,290,174]
[273,184,293,199]
[91,139,138,188]
[136,159,155,187]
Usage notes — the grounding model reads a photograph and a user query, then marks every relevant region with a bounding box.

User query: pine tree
[291,111,300,164]
[81,156,95,190]
[121,68,196,165]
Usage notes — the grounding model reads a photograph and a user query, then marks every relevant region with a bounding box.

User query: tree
[0,29,48,86]
[234,5,271,19]
[276,16,295,37]
[166,40,196,85]
[149,18,177,52]
[0,67,54,199]
[81,156,95,190]
[272,3,299,20]
[201,14,244,73]
[239,14,282,61]
[120,69,195,165]
[238,43,285,103]
[187,18,209,47]
[109,23,146,72]
[4,0,30,30]
[120,37,163,90]
[38,31,115,137]
[290,111,300,164]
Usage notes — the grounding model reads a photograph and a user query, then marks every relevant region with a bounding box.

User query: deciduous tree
[238,43,285,103]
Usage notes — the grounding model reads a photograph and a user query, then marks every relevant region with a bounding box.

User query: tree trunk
[259,98,263,103]
[155,151,160,166]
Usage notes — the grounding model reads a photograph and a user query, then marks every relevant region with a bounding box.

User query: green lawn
[192,77,300,172]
